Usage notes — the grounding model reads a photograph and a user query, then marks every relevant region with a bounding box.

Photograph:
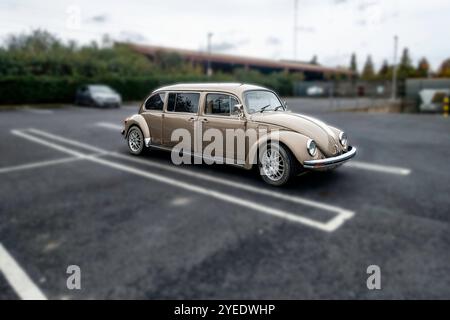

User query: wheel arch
[247,130,321,167]
[125,114,151,143]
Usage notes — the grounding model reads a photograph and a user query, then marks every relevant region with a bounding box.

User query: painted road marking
[24,128,354,229]
[0,243,47,300]
[0,156,82,174]
[11,129,108,159]
[22,108,54,115]
[12,128,354,232]
[344,161,411,175]
[96,121,412,176]
[96,122,122,130]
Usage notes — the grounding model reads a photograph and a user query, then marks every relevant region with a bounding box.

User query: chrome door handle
[188,117,195,122]
[201,118,208,123]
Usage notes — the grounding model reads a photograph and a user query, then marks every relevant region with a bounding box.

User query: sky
[1,0,449,71]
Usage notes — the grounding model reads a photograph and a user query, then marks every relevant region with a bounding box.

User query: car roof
[154,83,272,95]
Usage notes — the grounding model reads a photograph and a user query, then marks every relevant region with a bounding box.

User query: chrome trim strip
[147,143,247,168]
[303,146,357,169]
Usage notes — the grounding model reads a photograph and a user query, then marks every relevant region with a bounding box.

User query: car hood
[250,112,341,156]
[92,92,121,100]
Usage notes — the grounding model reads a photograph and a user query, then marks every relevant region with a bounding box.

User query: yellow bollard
[444,96,449,118]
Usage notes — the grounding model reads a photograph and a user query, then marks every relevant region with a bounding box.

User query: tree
[6,29,61,52]
[361,55,375,80]
[416,57,430,78]
[310,55,318,65]
[398,48,415,79]
[378,59,391,80]
[438,58,450,77]
[349,53,358,73]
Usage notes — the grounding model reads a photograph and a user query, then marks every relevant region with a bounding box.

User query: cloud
[266,36,281,46]
[209,38,250,52]
[116,31,147,43]
[357,1,379,11]
[297,26,316,33]
[356,19,367,26]
[88,14,108,23]
[211,41,235,51]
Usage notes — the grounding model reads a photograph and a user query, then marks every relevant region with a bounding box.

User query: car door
[141,92,165,145]
[162,92,200,153]
[77,86,89,105]
[200,92,246,164]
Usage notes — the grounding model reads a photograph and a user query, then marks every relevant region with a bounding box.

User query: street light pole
[207,32,213,77]
[293,0,298,60]
[392,35,398,100]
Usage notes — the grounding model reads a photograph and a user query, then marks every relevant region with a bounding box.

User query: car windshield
[244,90,284,114]
[89,85,114,94]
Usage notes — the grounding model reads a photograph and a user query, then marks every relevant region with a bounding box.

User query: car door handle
[188,117,196,122]
[201,118,208,123]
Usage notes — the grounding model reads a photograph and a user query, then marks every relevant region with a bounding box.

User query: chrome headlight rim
[339,132,348,147]
[306,139,317,157]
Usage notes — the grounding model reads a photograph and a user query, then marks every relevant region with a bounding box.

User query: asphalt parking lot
[1,101,450,299]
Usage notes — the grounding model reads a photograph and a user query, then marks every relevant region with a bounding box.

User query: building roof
[155,83,270,95]
[127,43,354,76]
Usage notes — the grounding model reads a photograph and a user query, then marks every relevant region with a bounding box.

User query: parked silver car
[75,84,122,108]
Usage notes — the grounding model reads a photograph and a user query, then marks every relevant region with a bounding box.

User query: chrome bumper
[303,146,357,169]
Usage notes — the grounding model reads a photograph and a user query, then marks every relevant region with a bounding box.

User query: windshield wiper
[274,105,284,111]
[259,104,272,113]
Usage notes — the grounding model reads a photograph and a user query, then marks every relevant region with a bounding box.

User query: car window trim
[165,91,201,115]
[242,89,284,114]
[143,91,166,112]
[202,91,242,118]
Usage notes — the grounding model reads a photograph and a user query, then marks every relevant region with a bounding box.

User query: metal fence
[405,78,450,100]
[293,80,393,98]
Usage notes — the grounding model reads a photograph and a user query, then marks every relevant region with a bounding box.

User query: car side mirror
[283,100,288,110]
[234,104,245,119]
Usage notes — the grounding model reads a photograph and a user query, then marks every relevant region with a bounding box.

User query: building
[128,43,354,81]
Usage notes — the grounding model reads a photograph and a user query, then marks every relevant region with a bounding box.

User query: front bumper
[303,146,357,170]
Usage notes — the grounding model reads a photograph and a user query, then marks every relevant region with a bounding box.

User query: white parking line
[96,121,412,176]
[11,129,108,159]
[12,128,355,232]
[25,128,354,226]
[0,244,47,300]
[22,108,54,115]
[96,122,122,130]
[0,156,82,174]
[344,161,411,175]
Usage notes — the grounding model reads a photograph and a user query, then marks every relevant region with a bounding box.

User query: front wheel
[258,144,298,186]
[127,126,145,155]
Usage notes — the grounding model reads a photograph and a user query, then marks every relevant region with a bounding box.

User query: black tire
[127,126,145,155]
[258,143,299,187]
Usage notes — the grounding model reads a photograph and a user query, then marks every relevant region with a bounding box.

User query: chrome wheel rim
[128,129,142,152]
[261,148,285,181]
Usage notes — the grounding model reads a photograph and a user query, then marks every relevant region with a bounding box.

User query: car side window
[145,93,165,111]
[167,92,199,113]
[205,93,239,116]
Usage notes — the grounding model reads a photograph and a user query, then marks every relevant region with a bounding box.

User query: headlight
[339,132,348,147]
[306,139,317,157]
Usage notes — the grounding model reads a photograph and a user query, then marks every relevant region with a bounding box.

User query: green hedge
[0,73,295,104]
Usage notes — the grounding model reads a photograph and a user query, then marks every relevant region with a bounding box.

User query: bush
[0,30,299,104]
[0,71,299,104]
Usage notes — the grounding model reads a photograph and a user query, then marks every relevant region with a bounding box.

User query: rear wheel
[259,144,298,186]
[127,126,145,155]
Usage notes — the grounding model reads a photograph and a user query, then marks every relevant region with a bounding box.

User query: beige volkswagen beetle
[122,83,356,186]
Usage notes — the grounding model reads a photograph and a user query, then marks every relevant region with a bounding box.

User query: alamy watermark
[168,125,287,178]
[366,265,381,290]
[66,265,81,290]
[65,5,81,30]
